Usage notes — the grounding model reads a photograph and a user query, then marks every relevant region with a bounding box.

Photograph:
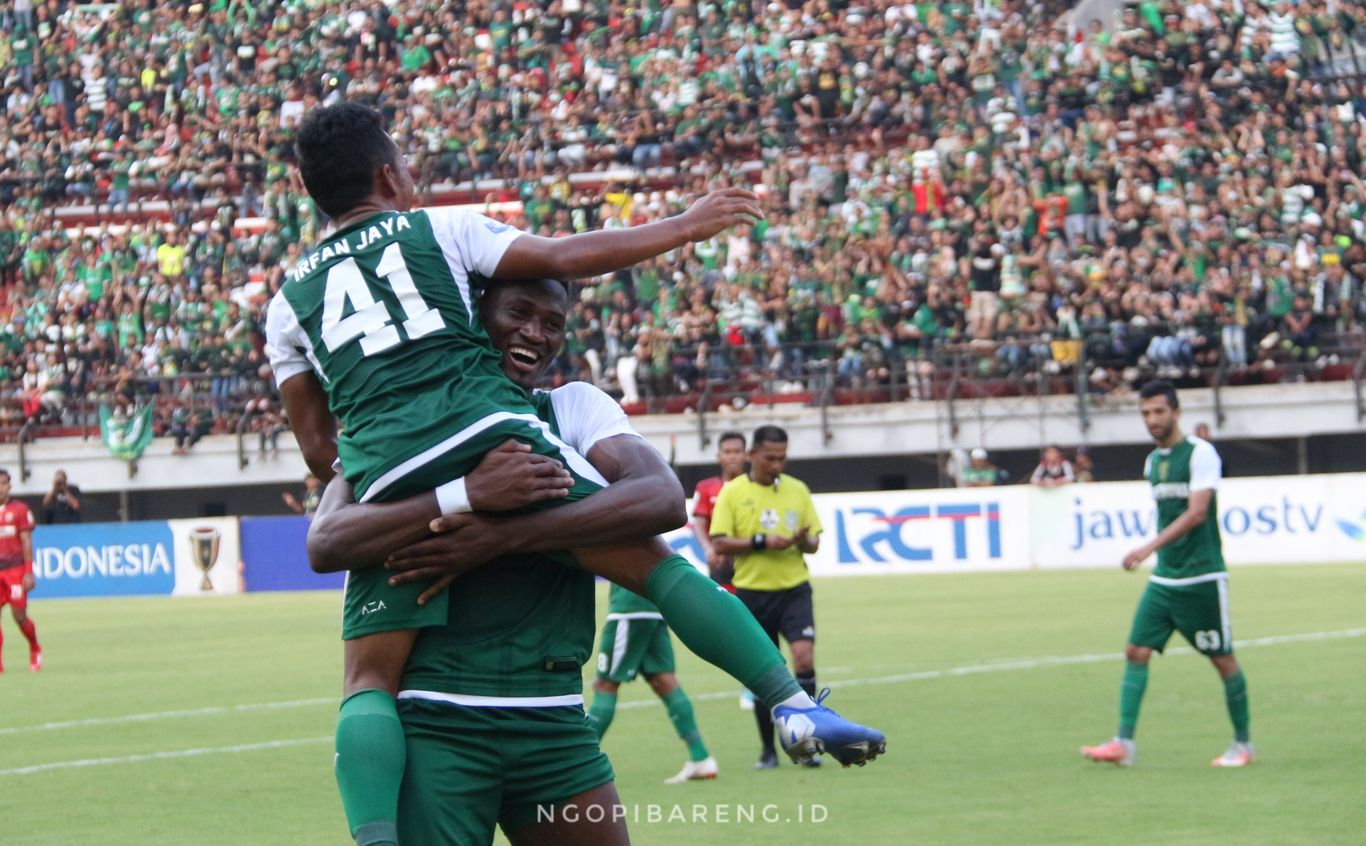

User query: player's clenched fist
[678,187,764,241]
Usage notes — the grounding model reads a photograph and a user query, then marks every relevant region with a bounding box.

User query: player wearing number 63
[1081,380,1253,769]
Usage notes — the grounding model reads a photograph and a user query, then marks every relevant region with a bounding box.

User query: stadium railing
[0,371,252,444]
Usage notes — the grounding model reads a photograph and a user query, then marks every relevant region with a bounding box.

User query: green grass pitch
[2,564,1364,846]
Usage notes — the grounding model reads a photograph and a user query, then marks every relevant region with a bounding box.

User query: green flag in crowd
[100,405,155,461]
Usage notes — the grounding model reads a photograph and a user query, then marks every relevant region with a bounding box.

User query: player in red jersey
[0,468,40,672]
[692,431,747,591]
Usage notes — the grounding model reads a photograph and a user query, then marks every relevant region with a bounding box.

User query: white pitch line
[3,627,1362,776]
[0,737,332,777]
[0,697,334,737]
[617,626,1366,711]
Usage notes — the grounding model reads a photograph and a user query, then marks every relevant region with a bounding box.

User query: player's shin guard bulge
[335,689,405,846]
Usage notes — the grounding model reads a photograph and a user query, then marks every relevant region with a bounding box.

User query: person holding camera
[42,470,82,524]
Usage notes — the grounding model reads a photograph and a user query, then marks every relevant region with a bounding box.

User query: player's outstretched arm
[494,188,762,280]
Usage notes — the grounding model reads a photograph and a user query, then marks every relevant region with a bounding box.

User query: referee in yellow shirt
[710,425,824,769]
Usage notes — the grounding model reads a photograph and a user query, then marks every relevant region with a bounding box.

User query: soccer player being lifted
[1081,380,1253,768]
[266,103,885,846]
[309,277,701,843]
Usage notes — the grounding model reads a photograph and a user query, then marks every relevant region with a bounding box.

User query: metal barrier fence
[5,330,1363,476]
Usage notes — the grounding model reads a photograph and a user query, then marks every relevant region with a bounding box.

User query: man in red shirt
[691,431,747,591]
[0,468,40,672]
[0,467,40,672]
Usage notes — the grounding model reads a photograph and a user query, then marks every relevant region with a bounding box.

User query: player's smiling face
[482,280,569,390]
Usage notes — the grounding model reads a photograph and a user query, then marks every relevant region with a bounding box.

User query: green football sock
[1223,670,1250,743]
[335,689,404,846]
[1117,661,1149,740]
[644,555,802,709]
[662,686,709,762]
[588,690,617,739]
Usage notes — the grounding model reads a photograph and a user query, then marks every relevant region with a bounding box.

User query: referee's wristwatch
[751,533,767,551]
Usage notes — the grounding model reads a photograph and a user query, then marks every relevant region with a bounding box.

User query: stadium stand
[2,0,1365,444]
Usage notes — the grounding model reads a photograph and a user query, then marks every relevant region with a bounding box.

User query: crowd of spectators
[3,0,1366,439]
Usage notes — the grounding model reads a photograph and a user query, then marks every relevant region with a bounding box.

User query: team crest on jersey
[760,509,780,530]
[1157,461,1168,482]
[786,511,800,530]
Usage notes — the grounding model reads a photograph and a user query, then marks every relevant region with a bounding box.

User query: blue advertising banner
[240,516,344,592]
[33,522,177,598]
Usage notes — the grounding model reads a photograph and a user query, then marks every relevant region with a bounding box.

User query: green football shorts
[340,423,603,640]
[396,698,615,842]
[594,616,675,683]
[1127,575,1233,656]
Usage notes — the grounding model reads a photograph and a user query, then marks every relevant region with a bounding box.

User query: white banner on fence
[663,486,1035,576]
[1033,473,1366,570]
[805,487,1033,575]
[664,473,1366,577]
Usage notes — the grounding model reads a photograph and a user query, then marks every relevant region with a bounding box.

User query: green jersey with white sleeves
[266,207,536,502]
[1144,436,1225,581]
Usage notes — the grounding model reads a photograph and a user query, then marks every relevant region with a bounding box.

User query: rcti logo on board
[833,502,1002,565]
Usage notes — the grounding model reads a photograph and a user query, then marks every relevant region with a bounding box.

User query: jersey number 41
[321,244,447,357]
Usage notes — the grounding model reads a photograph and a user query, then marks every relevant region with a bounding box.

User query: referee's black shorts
[735,582,815,645]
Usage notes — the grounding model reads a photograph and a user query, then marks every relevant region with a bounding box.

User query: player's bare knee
[1124,644,1152,665]
[593,678,620,695]
[1210,654,1240,678]
[645,672,677,697]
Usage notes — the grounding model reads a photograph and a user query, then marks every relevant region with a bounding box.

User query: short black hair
[477,278,571,304]
[0,468,9,480]
[752,425,788,448]
[295,102,396,219]
[717,431,746,448]
[1139,379,1180,409]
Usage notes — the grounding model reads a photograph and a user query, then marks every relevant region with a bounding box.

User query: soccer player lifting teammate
[266,103,885,846]
[309,277,691,843]
[1081,380,1253,768]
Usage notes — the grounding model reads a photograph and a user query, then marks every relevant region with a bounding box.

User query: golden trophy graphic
[189,526,222,592]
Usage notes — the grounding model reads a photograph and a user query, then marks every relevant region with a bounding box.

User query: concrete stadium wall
[2,382,1361,508]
